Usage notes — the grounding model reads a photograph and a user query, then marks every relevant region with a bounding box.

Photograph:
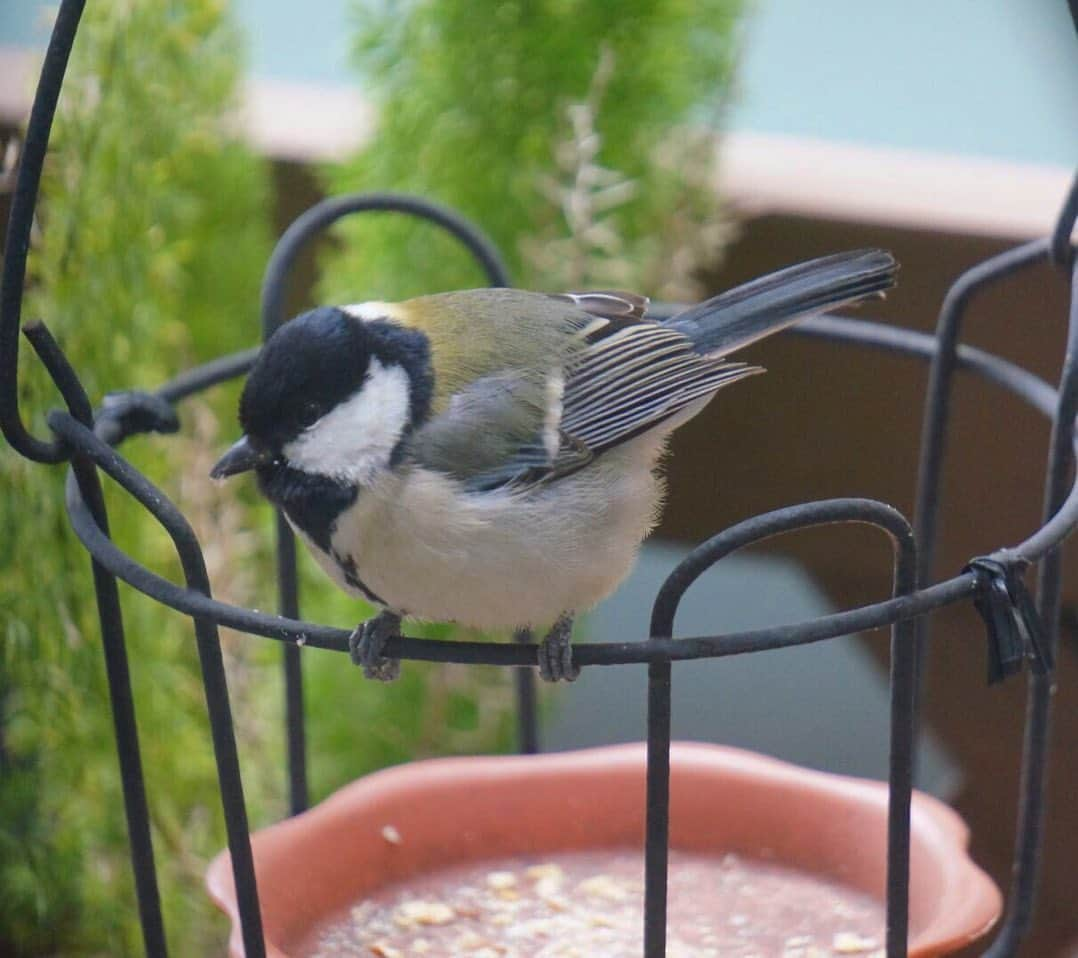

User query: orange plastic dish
[207,742,1001,957]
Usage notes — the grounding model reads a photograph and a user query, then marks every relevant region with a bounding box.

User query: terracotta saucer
[207,742,1001,957]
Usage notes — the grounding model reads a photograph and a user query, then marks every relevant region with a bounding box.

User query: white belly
[310,432,670,630]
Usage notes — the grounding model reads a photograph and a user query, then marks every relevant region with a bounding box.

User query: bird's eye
[298,400,322,427]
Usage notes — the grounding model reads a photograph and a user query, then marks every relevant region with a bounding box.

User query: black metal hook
[965,556,1054,684]
[95,390,180,445]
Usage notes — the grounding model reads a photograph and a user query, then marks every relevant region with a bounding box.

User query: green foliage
[2,3,521,953]
[3,1,743,953]
[1,0,276,952]
[322,0,742,303]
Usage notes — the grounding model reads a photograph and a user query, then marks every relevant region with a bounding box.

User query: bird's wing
[409,296,759,492]
[407,369,593,490]
[558,321,760,457]
[549,290,650,321]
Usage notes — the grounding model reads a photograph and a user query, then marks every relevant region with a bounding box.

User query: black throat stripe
[332,549,386,606]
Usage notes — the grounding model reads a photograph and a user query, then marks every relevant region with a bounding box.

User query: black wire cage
[4,2,1078,956]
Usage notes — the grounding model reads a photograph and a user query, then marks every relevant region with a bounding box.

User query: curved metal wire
[256,192,512,813]
[32,233,1074,958]
[20,319,169,956]
[982,254,1078,957]
[3,0,1077,954]
[0,0,85,463]
[261,193,511,338]
[22,316,265,957]
[643,499,918,957]
[36,284,1075,671]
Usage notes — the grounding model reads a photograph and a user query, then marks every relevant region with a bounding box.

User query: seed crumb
[525,863,565,882]
[833,930,879,953]
[576,873,629,901]
[305,848,885,957]
[485,871,517,890]
[393,901,455,928]
[540,894,569,912]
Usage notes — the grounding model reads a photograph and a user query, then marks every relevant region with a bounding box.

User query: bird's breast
[321,445,666,629]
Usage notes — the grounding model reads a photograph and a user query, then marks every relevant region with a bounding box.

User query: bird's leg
[349,610,402,681]
[537,611,579,682]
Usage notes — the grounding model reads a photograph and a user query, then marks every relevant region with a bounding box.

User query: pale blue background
[3,0,1076,166]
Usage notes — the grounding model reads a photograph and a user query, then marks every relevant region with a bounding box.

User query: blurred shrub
[2,0,743,953]
[1,0,276,952]
[2,2,519,953]
[322,0,742,302]
[313,0,744,807]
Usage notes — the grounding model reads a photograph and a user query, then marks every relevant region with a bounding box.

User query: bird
[212,249,897,682]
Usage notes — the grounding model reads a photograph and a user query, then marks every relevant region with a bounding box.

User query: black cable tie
[95,390,180,446]
[964,557,1054,684]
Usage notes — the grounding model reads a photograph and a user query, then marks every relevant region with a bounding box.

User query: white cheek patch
[283,358,411,486]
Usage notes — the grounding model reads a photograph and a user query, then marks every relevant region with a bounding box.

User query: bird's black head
[212,306,432,487]
[239,306,367,451]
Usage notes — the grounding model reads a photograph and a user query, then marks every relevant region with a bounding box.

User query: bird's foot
[537,612,579,682]
[348,610,402,681]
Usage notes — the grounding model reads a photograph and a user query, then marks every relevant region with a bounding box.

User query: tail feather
[664,249,897,356]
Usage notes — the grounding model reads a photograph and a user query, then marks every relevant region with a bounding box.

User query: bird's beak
[210,435,269,479]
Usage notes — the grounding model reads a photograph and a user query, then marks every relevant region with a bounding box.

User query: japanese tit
[212,250,897,681]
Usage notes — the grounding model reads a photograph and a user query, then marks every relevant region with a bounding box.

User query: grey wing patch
[412,310,760,494]
[407,371,592,492]
[454,435,592,492]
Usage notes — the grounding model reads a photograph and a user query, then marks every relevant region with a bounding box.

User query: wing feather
[410,292,761,491]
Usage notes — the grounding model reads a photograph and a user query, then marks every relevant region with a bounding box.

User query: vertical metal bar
[885,530,918,958]
[911,242,1050,768]
[506,629,536,754]
[276,513,308,814]
[190,610,266,958]
[0,0,86,463]
[51,404,267,957]
[513,667,539,754]
[909,275,965,750]
[886,643,915,958]
[263,275,308,819]
[70,458,169,958]
[54,398,268,958]
[644,659,672,958]
[512,629,539,754]
[24,322,170,957]
[912,242,1051,604]
[981,256,1078,958]
[258,193,510,813]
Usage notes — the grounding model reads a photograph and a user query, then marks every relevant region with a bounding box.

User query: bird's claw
[537,613,579,682]
[349,611,402,682]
